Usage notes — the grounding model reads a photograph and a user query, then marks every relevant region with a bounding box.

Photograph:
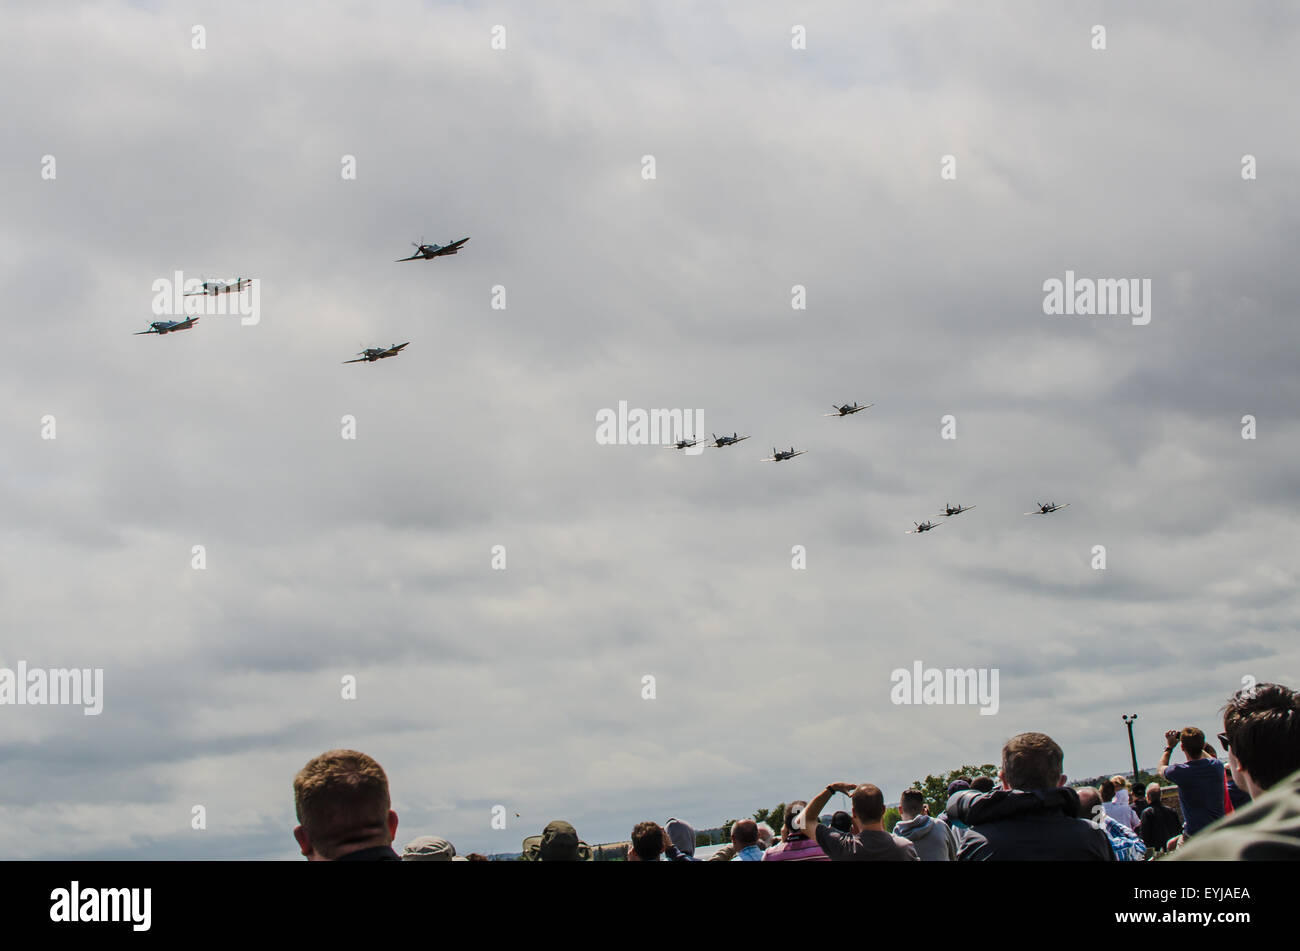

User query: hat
[522,820,592,861]
[401,835,456,861]
[665,818,696,856]
[947,779,971,795]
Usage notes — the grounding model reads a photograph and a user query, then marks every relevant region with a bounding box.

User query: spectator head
[465,853,489,862]
[731,819,759,850]
[292,749,397,861]
[755,822,774,849]
[1222,682,1300,798]
[1000,732,1065,791]
[629,821,664,862]
[664,818,696,856]
[970,775,995,794]
[1146,784,1162,805]
[533,820,588,861]
[1100,779,1116,802]
[850,784,886,828]
[1132,781,1147,801]
[1110,775,1128,791]
[1179,727,1206,758]
[899,789,926,819]
[1075,787,1102,823]
[400,835,456,861]
[830,811,853,834]
[784,801,808,837]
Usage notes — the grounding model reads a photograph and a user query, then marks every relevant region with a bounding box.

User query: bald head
[1076,786,1101,821]
[851,784,886,825]
[731,819,758,849]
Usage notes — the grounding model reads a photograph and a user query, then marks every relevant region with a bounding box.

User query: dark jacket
[1139,802,1183,851]
[947,788,1114,861]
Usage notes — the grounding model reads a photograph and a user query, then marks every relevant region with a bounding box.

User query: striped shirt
[761,836,831,861]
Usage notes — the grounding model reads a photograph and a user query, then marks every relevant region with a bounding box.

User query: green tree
[910,763,999,819]
[769,802,786,834]
[883,807,901,833]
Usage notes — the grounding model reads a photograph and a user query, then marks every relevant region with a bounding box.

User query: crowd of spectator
[289,681,1300,861]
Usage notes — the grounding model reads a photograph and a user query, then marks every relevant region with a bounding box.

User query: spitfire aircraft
[184,278,252,296]
[906,520,942,534]
[343,342,410,364]
[762,446,807,462]
[707,432,750,448]
[824,401,873,417]
[396,237,470,261]
[135,317,199,335]
[1025,502,1069,515]
[665,436,700,450]
[938,503,976,517]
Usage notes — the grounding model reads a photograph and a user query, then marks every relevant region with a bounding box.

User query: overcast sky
[1,0,1297,859]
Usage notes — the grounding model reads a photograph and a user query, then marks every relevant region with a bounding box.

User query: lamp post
[1122,714,1140,780]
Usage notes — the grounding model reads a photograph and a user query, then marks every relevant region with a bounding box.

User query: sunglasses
[1217,731,1231,751]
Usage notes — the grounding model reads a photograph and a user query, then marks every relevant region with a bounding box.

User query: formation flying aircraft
[762,446,806,462]
[396,237,470,261]
[185,278,252,296]
[135,317,199,335]
[1025,502,1069,515]
[343,342,410,364]
[665,436,699,450]
[906,520,942,534]
[938,503,975,517]
[824,401,873,417]
[708,432,749,448]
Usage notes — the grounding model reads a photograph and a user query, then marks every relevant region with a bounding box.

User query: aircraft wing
[733,435,749,442]
[1055,503,1070,510]
[789,450,806,457]
[134,329,157,335]
[342,357,369,364]
[395,253,423,262]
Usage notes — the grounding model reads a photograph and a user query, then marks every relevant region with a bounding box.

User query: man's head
[731,819,759,850]
[400,835,456,861]
[538,820,583,861]
[1222,682,1300,798]
[1132,781,1146,802]
[999,732,1065,791]
[1075,786,1102,823]
[850,784,886,828]
[830,811,852,834]
[1146,783,1162,805]
[629,821,664,861]
[292,749,397,861]
[1100,779,1116,802]
[898,788,926,820]
[755,823,774,849]
[970,775,995,794]
[1179,727,1206,759]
